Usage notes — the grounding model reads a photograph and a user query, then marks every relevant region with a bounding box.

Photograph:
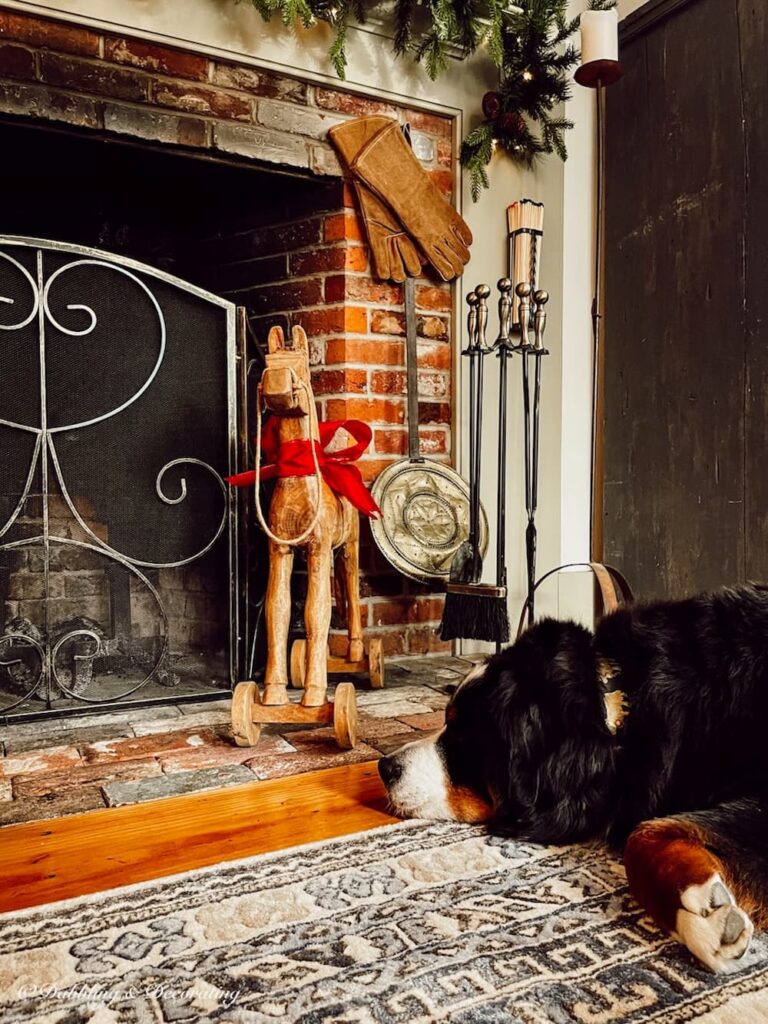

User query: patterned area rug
[3,821,768,1023]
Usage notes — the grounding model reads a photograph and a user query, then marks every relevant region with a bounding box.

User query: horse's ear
[291,325,309,354]
[267,326,285,354]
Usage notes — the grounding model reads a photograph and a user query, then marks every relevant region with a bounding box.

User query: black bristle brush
[440,285,510,644]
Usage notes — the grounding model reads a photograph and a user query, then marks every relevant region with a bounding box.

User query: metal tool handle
[495,277,513,349]
[516,282,532,347]
[404,276,423,462]
[464,288,478,355]
[533,289,549,351]
[476,283,492,353]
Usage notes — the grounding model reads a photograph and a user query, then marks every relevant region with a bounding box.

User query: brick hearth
[0,656,474,825]
[0,9,457,660]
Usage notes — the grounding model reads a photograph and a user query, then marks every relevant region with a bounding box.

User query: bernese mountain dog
[378,582,768,973]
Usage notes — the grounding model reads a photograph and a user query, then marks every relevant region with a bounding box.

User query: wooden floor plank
[0,761,399,913]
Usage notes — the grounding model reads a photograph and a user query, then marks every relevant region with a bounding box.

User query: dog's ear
[492,621,617,842]
[524,618,609,733]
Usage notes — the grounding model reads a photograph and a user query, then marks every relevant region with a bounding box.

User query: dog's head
[378,619,617,842]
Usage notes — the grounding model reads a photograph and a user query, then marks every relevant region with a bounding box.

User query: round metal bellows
[370,460,488,583]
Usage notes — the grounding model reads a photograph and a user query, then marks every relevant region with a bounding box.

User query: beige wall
[2,0,635,633]
[619,0,648,17]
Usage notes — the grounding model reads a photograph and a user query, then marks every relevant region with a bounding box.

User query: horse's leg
[333,547,348,627]
[263,540,293,705]
[341,515,364,663]
[302,539,332,707]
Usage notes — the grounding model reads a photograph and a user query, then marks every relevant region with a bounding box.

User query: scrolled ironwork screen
[0,238,239,719]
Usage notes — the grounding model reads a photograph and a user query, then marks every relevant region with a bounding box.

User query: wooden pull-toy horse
[231,324,384,750]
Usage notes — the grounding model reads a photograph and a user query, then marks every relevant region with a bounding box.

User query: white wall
[4,0,639,632]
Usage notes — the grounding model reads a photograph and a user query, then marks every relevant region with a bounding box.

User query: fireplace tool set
[440,200,548,647]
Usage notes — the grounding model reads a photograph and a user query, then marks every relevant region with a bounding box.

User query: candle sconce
[575,8,623,561]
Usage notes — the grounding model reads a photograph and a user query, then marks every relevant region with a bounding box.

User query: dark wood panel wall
[604,0,767,599]
[739,0,768,581]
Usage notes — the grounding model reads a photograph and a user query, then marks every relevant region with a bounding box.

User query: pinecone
[497,111,526,141]
[481,91,502,121]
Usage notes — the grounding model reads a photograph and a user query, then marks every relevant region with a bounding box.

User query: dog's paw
[675,874,754,973]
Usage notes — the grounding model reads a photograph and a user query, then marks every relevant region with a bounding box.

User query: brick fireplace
[0,7,457,709]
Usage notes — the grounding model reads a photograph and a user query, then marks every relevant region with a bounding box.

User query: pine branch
[328,16,348,78]
[553,14,580,45]
[460,120,495,201]
[416,32,450,79]
[393,0,414,55]
[485,0,505,68]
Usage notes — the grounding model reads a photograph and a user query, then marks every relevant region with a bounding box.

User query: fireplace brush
[440,286,509,644]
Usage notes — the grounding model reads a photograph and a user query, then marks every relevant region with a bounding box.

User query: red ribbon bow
[226,418,381,519]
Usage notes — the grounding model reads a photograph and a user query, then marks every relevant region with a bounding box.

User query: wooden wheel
[290,639,306,689]
[231,681,262,747]
[368,637,385,689]
[333,681,358,749]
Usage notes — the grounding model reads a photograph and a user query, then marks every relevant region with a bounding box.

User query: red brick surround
[0,8,455,656]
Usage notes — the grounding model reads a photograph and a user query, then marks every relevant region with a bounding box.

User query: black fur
[439,583,768,845]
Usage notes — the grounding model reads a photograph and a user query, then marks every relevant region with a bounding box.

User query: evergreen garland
[460,0,615,198]
[237,0,616,196]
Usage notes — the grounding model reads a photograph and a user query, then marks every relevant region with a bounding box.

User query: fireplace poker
[517,282,550,629]
[492,277,514,652]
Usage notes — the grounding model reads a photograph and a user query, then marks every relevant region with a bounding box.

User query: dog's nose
[378,755,402,787]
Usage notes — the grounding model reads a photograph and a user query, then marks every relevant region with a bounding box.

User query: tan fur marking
[597,657,620,684]
[445,784,494,823]
[624,818,722,932]
[603,689,628,734]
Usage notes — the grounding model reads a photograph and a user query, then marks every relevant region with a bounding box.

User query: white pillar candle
[580,9,619,65]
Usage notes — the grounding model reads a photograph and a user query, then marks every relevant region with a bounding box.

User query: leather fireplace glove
[350,119,473,282]
[352,180,422,282]
[330,117,422,283]
[327,116,473,284]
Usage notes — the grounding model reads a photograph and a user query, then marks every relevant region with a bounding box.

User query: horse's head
[261,325,312,418]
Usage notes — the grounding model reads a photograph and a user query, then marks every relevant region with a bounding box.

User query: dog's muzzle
[378,755,402,788]
[376,736,454,820]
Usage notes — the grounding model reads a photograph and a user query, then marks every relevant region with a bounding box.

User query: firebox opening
[0,118,343,307]
[1,118,345,722]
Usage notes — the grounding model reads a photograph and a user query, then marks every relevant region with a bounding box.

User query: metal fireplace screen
[0,238,239,721]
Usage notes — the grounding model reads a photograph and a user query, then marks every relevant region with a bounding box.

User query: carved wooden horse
[258,325,363,708]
